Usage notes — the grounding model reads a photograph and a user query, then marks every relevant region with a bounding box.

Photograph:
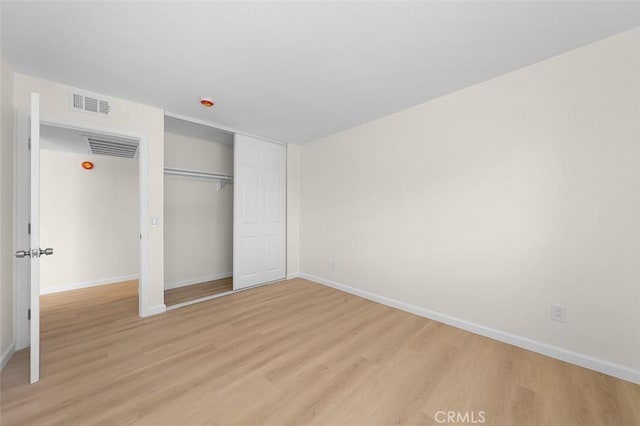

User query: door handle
[15,248,54,258]
[15,250,31,258]
[39,248,54,256]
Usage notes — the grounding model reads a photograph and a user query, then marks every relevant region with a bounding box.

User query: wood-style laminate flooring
[1,278,638,425]
[164,277,233,306]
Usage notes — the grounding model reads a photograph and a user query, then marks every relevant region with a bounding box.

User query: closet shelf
[164,167,233,182]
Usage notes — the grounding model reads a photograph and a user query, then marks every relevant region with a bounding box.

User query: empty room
[0,1,638,425]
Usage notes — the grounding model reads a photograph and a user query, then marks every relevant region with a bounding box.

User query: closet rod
[164,167,233,181]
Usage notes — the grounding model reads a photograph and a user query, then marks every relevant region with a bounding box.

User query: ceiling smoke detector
[200,97,214,107]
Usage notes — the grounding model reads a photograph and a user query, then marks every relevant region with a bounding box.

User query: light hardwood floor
[164,277,233,306]
[1,278,638,425]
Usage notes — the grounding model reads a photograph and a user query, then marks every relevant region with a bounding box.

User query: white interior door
[13,93,50,383]
[29,92,41,384]
[14,93,43,383]
[233,134,286,290]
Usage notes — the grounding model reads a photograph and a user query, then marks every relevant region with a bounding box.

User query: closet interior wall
[164,128,233,291]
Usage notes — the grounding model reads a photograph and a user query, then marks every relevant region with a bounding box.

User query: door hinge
[28,308,31,320]
[28,138,31,150]
[28,223,31,234]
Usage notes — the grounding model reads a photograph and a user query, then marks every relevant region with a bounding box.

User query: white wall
[287,144,300,277]
[164,132,233,288]
[0,56,16,367]
[300,29,640,380]
[40,150,138,293]
[14,74,165,315]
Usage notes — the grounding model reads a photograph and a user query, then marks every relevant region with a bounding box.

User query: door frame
[15,115,151,350]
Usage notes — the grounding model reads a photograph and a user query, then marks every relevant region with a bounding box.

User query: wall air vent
[71,91,111,116]
[84,136,138,159]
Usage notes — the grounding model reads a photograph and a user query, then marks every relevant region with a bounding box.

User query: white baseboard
[1,341,16,371]
[40,274,139,295]
[300,273,640,385]
[164,272,233,290]
[142,304,166,317]
[286,272,300,280]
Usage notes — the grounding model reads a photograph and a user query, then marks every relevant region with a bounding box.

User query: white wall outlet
[331,259,336,271]
[551,304,566,322]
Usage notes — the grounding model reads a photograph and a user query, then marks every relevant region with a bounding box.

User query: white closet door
[233,134,286,290]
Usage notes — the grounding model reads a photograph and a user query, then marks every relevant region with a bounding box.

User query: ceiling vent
[84,136,138,159]
[71,91,111,116]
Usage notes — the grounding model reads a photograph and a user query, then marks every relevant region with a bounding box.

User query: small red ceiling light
[81,161,94,170]
[200,97,214,108]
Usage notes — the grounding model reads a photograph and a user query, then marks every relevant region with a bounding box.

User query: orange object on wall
[81,161,94,170]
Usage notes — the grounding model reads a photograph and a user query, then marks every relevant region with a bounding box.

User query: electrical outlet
[551,304,566,322]
[331,260,336,271]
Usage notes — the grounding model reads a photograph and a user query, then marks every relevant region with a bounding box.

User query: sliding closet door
[233,134,286,290]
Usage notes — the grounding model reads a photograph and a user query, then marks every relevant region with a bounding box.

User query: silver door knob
[39,248,54,256]
[15,250,30,258]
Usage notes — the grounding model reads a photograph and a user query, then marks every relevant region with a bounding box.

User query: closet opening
[164,116,235,308]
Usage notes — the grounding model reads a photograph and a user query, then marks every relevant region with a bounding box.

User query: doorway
[39,124,140,296]
[15,118,149,355]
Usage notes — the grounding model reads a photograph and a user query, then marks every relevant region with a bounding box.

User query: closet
[164,117,235,307]
[163,117,287,308]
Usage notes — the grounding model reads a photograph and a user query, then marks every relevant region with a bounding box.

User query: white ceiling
[41,124,138,157]
[2,1,638,144]
[40,125,92,155]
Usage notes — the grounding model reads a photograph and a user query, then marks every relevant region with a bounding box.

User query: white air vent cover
[84,136,138,159]
[71,91,111,116]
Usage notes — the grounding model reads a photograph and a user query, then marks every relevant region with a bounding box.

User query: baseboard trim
[300,273,640,385]
[1,341,16,371]
[164,272,233,290]
[286,272,300,280]
[40,274,139,295]
[142,304,166,317]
